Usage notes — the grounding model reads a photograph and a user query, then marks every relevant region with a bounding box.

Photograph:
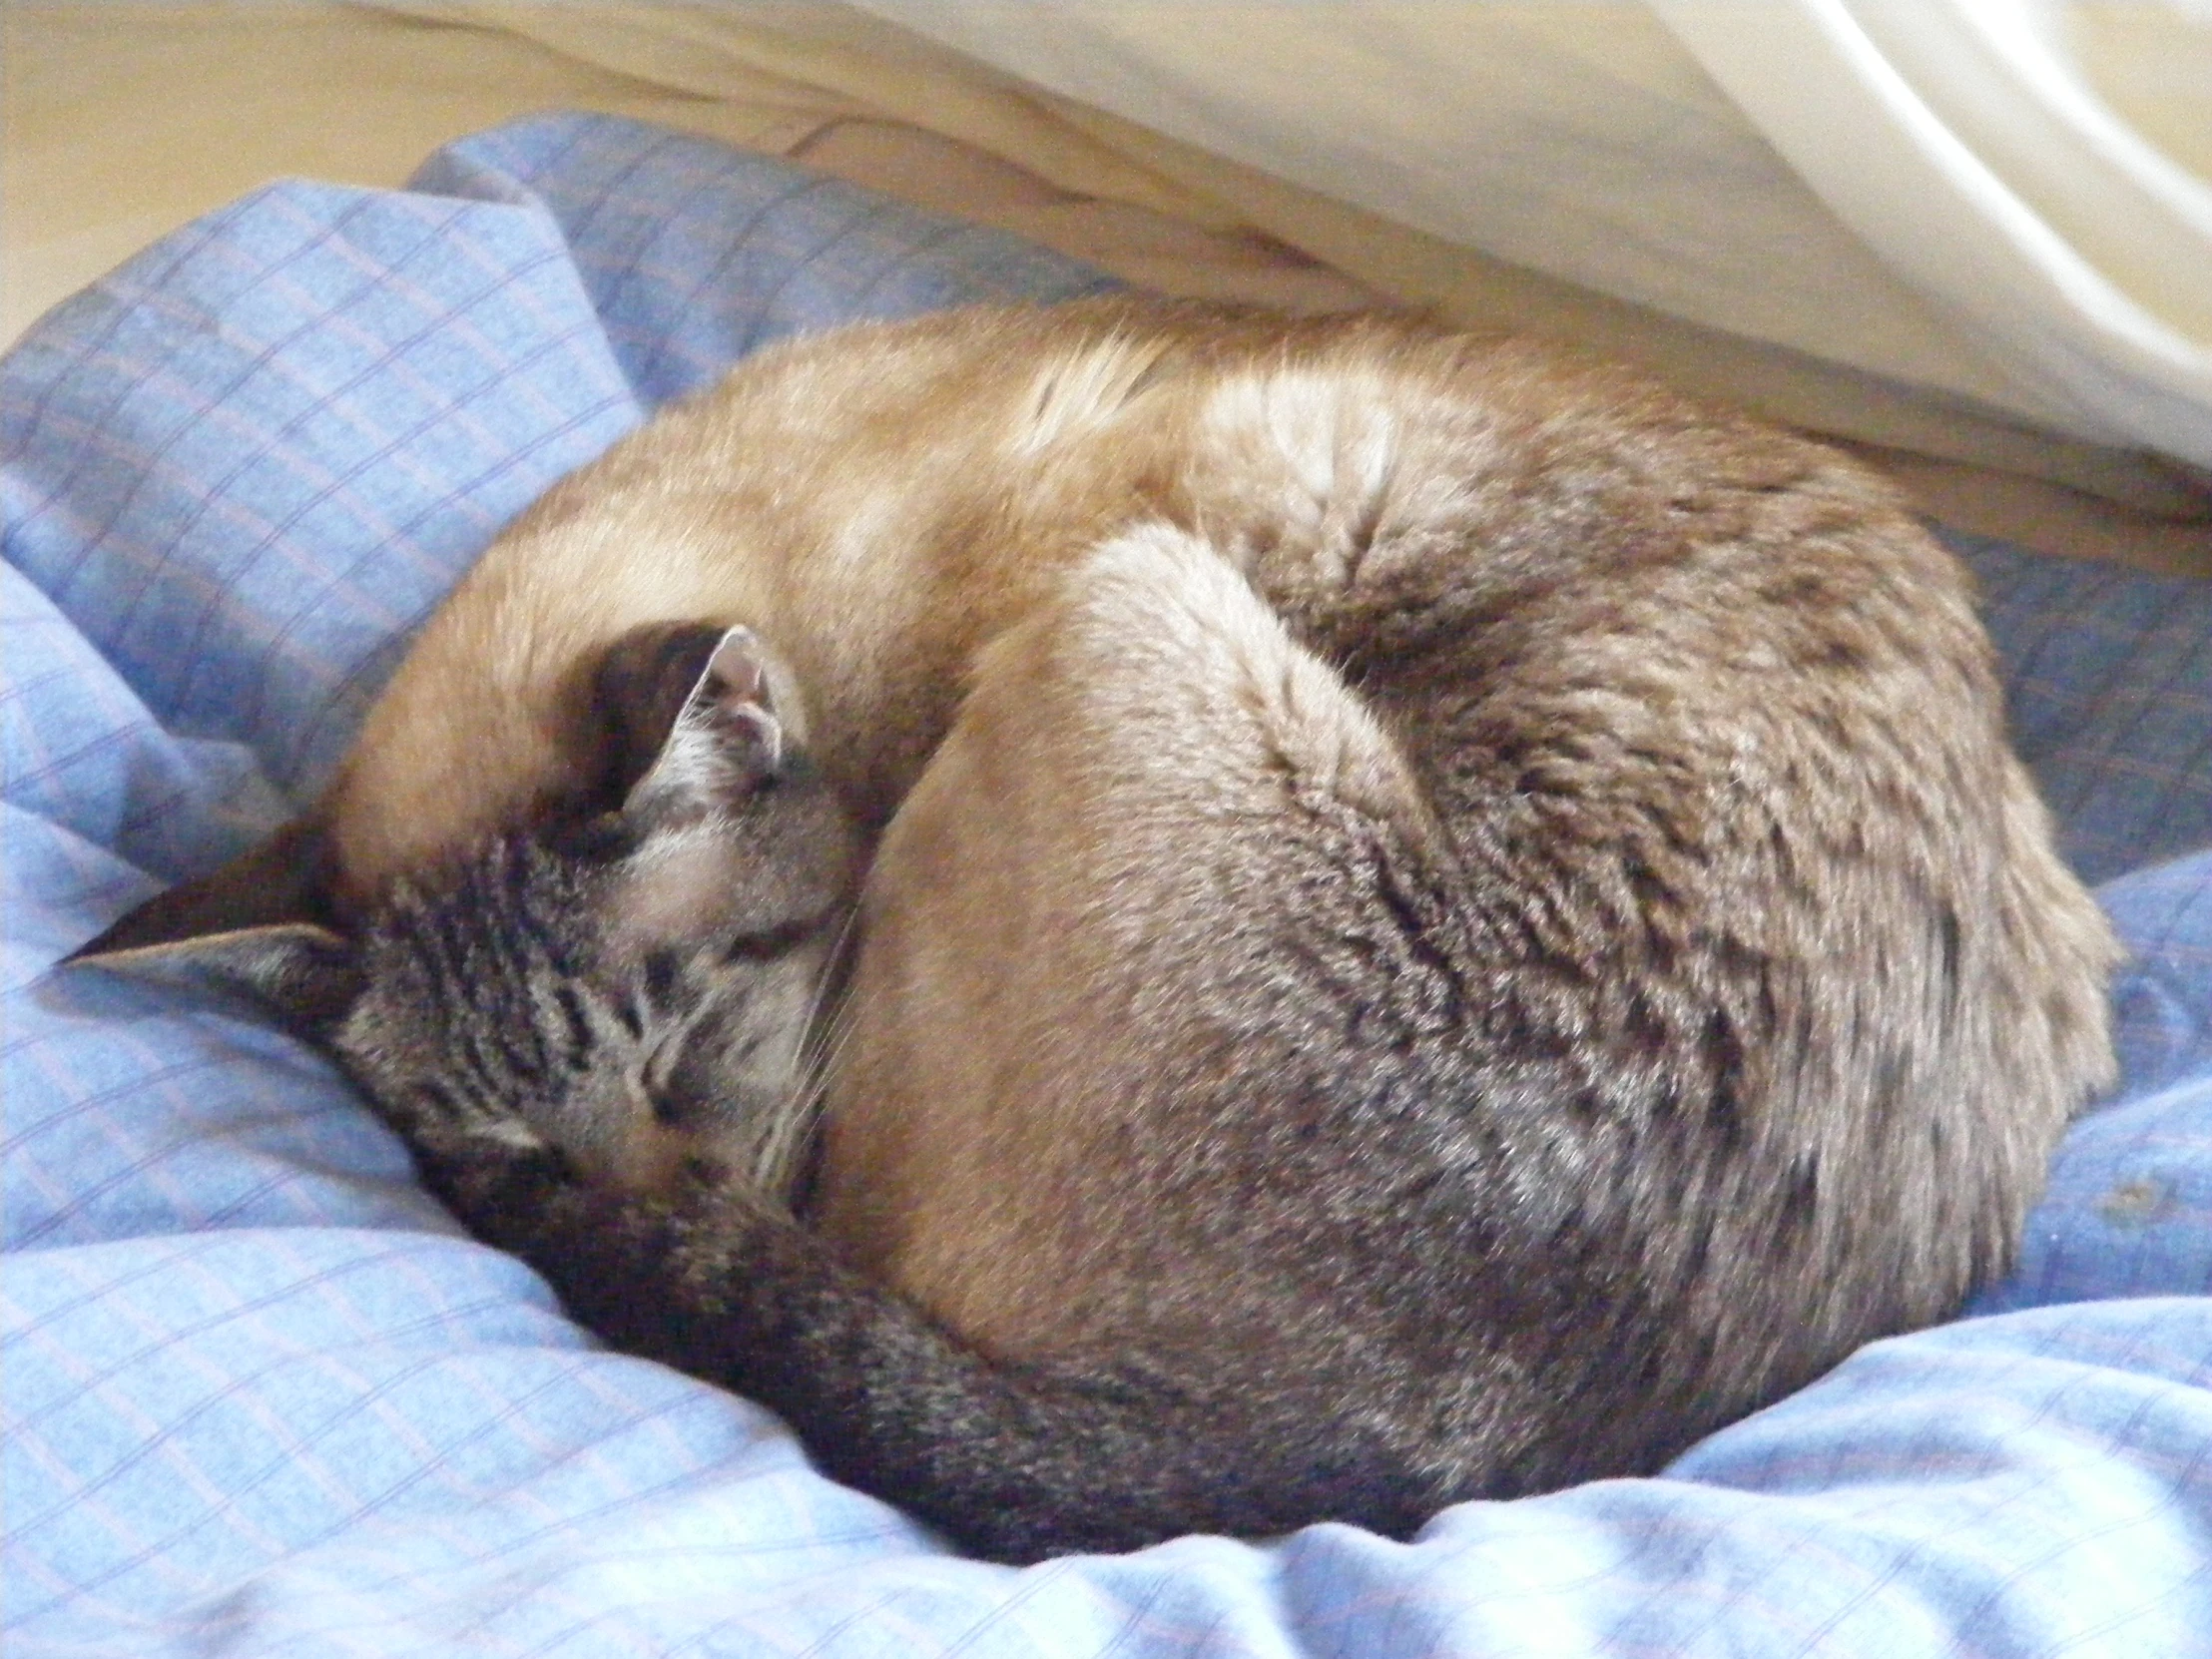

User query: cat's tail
[441,1145,1442,1563]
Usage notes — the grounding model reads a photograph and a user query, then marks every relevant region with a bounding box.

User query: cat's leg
[816,521,1462,1355]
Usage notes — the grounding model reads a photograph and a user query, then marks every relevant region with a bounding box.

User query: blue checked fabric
[5,113,2212,1658]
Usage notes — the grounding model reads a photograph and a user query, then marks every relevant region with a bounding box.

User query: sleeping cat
[184,625,1495,1555]
[85,296,2122,1561]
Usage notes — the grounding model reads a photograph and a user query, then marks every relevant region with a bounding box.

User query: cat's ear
[72,817,336,957]
[606,623,798,830]
[71,922,363,1035]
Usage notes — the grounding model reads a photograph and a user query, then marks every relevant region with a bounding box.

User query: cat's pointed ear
[607,624,798,830]
[72,922,363,1035]
[72,817,335,957]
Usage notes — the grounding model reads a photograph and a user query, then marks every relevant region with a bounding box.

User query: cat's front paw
[595,621,803,804]
[686,627,788,782]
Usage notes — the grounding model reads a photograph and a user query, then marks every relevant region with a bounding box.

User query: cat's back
[797,304,2120,1494]
[324,296,1861,898]
[323,298,1358,897]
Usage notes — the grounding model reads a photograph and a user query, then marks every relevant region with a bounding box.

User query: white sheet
[851,1,2212,490]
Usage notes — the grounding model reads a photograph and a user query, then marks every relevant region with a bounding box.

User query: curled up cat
[81,297,2123,1563]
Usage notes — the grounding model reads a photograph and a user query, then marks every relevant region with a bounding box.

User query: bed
[6,19,2212,1659]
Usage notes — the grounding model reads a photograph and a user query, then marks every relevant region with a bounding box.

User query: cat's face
[96,624,860,1201]
[332,798,853,1198]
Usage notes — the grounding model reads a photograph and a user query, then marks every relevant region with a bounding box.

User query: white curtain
[856,1,2212,472]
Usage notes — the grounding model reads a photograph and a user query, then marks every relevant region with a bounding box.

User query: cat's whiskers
[765,928,875,1203]
[752,903,863,1200]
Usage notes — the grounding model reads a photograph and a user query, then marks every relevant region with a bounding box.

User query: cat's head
[82,625,861,1199]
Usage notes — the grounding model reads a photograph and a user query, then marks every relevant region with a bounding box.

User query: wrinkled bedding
[5,114,2212,1657]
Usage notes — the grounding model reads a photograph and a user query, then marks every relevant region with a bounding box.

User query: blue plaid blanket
[5,114,2211,1657]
